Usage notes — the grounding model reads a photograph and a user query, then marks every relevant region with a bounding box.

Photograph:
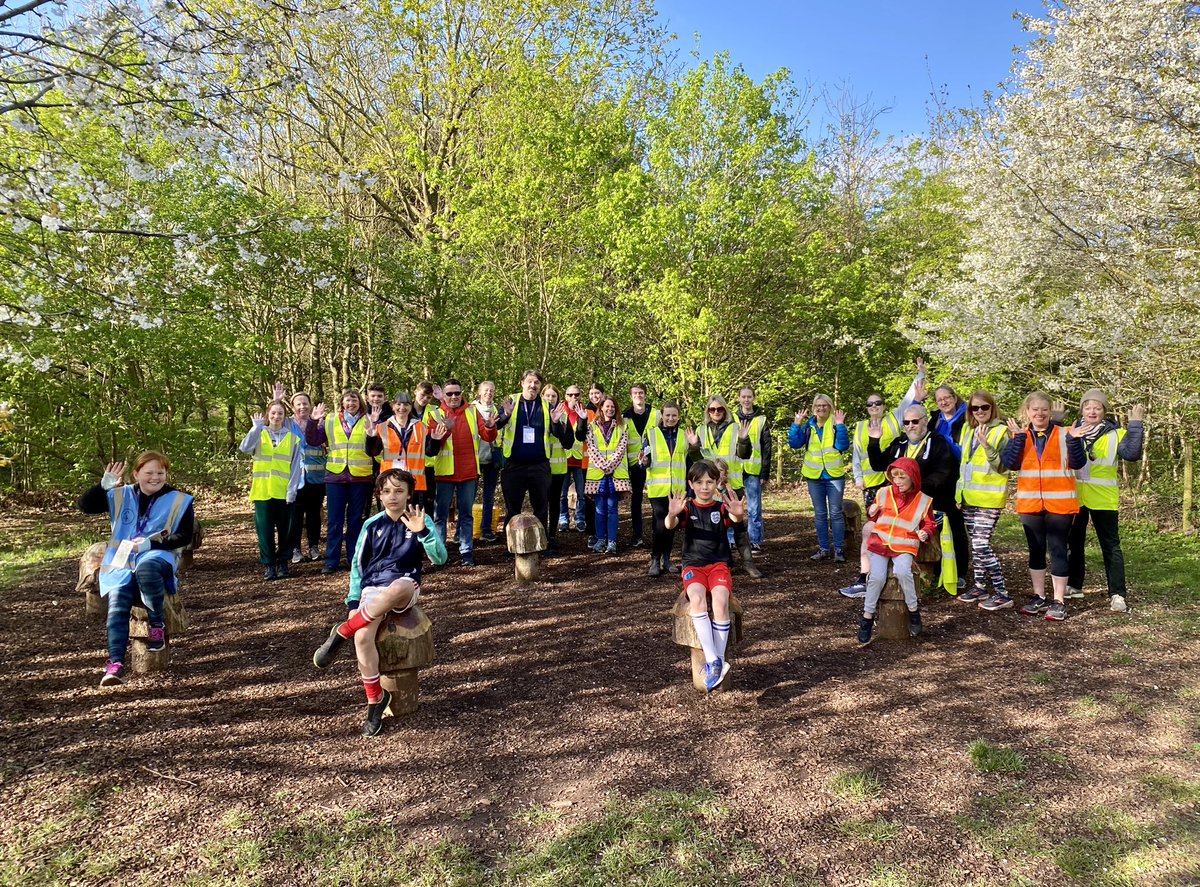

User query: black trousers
[548,472,566,542]
[649,496,677,559]
[289,481,324,553]
[1067,506,1126,596]
[628,464,647,541]
[423,467,437,513]
[501,461,552,540]
[1020,510,1074,575]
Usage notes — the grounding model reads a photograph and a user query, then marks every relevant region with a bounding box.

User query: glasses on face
[970,404,991,412]
[566,392,580,397]
[866,400,884,407]
[444,391,462,398]
[709,407,725,413]
[903,419,923,426]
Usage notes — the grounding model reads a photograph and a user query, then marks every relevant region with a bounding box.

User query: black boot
[648,554,662,578]
[362,689,392,737]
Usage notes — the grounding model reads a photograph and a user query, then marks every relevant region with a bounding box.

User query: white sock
[712,620,730,660]
[691,612,719,664]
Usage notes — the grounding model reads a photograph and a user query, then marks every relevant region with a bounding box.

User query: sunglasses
[709,407,725,413]
[969,404,991,412]
[566,392,580,397]
[444,391,462,397]
[866,400,884,407]
[903,419,923,426]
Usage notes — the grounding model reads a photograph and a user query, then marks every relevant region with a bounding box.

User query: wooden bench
[670,591,744,692]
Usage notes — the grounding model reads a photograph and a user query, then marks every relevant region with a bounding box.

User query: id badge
[522,426,536,444]
[112,540,134,569]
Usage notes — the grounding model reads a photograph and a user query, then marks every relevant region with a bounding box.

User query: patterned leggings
[962,505,1004,594]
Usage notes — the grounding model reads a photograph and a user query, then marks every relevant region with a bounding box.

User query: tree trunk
[1184,437,1193,533]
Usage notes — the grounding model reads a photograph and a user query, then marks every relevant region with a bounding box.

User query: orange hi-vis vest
[379,418,427,490]
[1015,426,1079,516]
[871,486,933,557]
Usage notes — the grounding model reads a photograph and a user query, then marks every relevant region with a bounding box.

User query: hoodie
[868,456,936,557]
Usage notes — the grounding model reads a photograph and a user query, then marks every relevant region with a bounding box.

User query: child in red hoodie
[858,457,936,645]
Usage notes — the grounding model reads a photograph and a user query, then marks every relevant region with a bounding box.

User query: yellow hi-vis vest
[802,417,846,480]
[742,414,767,476]
[939,514,958,595]
[433,408,481,477]
[699,422,743,490]
[325,415,373,477]
[855,415,900,487]
[249,428,294,501]
[645,426,688,497]
[1077,428,1125,511]
[625,407,660,466]
[500,396,553,460]
[956,422,1010,508]
[586,423,630,482]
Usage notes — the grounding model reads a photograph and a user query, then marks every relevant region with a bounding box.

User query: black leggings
[1019,510,1074,576]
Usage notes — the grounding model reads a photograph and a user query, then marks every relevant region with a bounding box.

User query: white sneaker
[1065,586,1084,600]
[291,549,303,565]
[1110,594,1128,612]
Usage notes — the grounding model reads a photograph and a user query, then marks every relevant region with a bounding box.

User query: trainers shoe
[703,657,731,692]
[979,592,1014,611]
[460,555,476,567]
[631,537,645,549]
[557,521,569,532]
[648,556,662,578]
[1065,586,1084,600]
[663,559,680,574]
[1110,594,1128,613]
[276,560,290,579]
[909,610,923,637]
[146,625,167,653]
[99,660,127,687]
[362,689,392,737]
[1045,601,1068,621]
[833,549,846,563]
[750,543,762,553]
[264,564,278,581]
[481,533,499,544]
[291,549,303,565]
[575,526,588,534]
[321,563,339,575]
[1020,596,1050,616]
[957,577,967,591]
[810,548,831,561]
[838,582,867,599]
[959,586,989,604]
[308,547,321,561]
[857,617,875,646]
[313,626,348,669]
[587,535,598,549]
[605,541,618,555]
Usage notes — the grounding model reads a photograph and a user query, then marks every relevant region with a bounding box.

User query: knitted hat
[1080,389,1109,411]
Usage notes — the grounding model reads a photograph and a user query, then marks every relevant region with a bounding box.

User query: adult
[366,391,426,495]
[79,452,195,686]
[240,400,304,580]
[540,383,574,554]
[495,370,574,554]
[955,392,1013,610]
[423,377,497,567]
[641,400,688,576]
[585,394,629,553]
[933,384,968,459]
[559,385,588,533]
[789,394,850,562]
[623,383,659,549]
[1067,390,1145,613]
[1001,391,1087,621]
[688,395,759,577]
[289,391,326,563]
[581,382,605,545]
[735,386,772,552]
[473,381,502,543]
[307,390,376,574]
[866,403,966,584]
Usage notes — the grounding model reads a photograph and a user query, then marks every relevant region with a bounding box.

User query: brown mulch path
[1,498,1196,885]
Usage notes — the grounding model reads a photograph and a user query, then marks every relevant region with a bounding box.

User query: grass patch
[1141,772,1200,804]
[1108,652,1136,666]
[1029,671,1053,685]
[837,816,900,843]
[865,863,916,887]
[0,527,99,593]
[829,770,883,802]
[1072,695,1103,719]
[968,740,1027,775]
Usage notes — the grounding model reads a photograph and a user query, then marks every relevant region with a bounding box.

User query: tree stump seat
[843,499,863,547]
[875,537,939,641]
[375,605,435,716]
[670,590,744,692]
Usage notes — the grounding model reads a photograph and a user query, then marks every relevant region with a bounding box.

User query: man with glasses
[559,386,589,533]
[424,378,497,567]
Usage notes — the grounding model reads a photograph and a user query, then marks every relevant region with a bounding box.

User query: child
[665,460,746,692]
[857,457,935,646]
[312,469,447,737]
[240,400,304,580]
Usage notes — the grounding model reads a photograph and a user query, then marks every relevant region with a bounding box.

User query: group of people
[80,363,1144,737]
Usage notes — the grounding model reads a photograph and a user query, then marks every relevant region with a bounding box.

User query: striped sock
[337,608,375,639]
[362,673,383,703]
[712,620,731,659]
[691,612,719,664]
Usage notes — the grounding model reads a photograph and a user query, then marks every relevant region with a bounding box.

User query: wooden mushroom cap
[505,512,547,555]
[376,605,435,672]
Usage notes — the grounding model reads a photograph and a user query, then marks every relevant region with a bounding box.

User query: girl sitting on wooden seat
[857,457,935,646]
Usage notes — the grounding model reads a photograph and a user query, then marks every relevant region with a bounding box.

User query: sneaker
[575,526,588,535]
[957,577,967,591]
[146,625,167,653]
[291,549,303,565]
[1045,601,1068,621]
[838,582,867,599]
[908,610,923,637]
[557,520,569,532]
[587,535,598,548]
[979,592,1014,611]
[264,564,278,581]
[99,660,127,687]
[308,547,321,561]
[481,533,498,544]
[313,626,347,669]
[1110,594,1128,613]
[810,548,831,561]
[857,617,874,646]
[631,537,645,549]
[750,543,763,553]
[833,549,846,563]
[648,556,662,578]
[1065,586,1084,600]
[703,657,731,692]
[605,541,618,555]
[321,563,339,575]
[545,538,559,556]
[1020,596,1050,616]
[460,555,476,567]
[663,559,680,574]
[276,560,290,579]
[959,586,989,604]
[362,689,392,737]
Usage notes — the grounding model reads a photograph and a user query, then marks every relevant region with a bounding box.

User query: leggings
[1019,510,1074,576]
[962,505,1004,593]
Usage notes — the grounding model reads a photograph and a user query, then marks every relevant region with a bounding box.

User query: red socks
[361,673,383,703]
[337,608,375,639]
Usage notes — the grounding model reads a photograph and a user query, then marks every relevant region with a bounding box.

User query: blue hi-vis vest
[98,485,193,597]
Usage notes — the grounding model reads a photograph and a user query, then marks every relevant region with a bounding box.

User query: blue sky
[653,0,1041,138]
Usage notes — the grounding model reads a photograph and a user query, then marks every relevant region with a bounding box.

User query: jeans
[595,487,620,545]
[806,476,845,552]
[744,473,764,545]
[106,558,172,663]
[325,481,370,569]
[479,461,500,537]
[560,466,586,527]
[436,478,477,556]
[1067,506,1125,596]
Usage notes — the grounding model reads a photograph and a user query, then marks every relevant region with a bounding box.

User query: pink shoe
[99,661,127,687]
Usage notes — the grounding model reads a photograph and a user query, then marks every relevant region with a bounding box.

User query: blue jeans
[106,559,171,663]
[325,482,370,569]
[560,466,586,527]
[807,476,845,552]
[744,473,764,545]
[436,478,477,556]
[480,461,500,537]
[595,488,620,544]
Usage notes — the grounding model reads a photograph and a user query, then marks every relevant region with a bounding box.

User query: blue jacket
[788,419,849,479]
[934,403,967,459]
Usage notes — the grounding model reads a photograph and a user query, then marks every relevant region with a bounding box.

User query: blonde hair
[1021,391,1052,418]
[812,393,834,410]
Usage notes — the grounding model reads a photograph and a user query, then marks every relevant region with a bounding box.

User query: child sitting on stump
[665,460,746,692]
[857,457,934,646]
[312,469,446,736]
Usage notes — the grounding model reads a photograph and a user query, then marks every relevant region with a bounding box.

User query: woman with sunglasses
[687,395,760,576]
[955,392,1013,609]
[789,394,851,561]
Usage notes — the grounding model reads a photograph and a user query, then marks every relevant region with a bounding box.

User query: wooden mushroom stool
[843,500,863,548]
[78,542,107,619]
[875,572,912,642]
[913,534,942,596]
[506,512,547,583]
[128,593,189,673]
[671,590,744,692]
[375,605,435,715]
